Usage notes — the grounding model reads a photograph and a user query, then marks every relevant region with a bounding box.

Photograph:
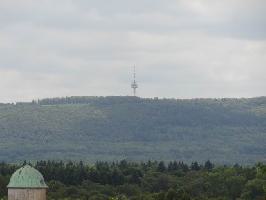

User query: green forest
[0,161,265,200]
[0,96,266,164]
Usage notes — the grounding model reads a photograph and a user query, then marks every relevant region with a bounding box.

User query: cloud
[0,0,265,102]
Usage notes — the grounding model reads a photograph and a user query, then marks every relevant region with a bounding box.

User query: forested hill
[1,96,266,164]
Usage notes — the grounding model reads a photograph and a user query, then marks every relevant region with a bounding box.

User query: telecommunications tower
[131,66,138,96]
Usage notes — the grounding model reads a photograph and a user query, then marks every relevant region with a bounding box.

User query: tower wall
[8,188,46,200]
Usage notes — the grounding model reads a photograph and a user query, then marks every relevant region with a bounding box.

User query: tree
[176,189,191,200]
[241,179,266,200]
[204,160,214,171]
[225,176,246,199]
[165,188,178,200]
[111,169,124,186]
[158,162,166,172]
[191,162,200,171]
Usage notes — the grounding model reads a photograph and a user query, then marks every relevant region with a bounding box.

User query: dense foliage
[0,96,266,164]
[0,161,265,200]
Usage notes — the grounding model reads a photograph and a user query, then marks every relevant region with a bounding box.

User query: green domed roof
[7,165,48,188]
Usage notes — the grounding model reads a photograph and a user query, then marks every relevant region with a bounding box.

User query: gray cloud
[0,0,265,102]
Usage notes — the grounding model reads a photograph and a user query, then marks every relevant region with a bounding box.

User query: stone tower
[7,165,48,200]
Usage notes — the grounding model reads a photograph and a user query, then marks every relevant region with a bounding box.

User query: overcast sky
[0,0,265,102]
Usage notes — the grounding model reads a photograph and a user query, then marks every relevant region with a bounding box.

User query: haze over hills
[0,96,265,164]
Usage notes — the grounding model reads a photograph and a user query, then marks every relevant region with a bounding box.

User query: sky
[0,0,265,102]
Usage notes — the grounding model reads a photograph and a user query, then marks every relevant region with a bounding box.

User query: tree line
[0,160,265,200]
[1,96,265,164]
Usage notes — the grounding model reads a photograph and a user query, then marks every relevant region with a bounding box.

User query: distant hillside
[0,96,265,164]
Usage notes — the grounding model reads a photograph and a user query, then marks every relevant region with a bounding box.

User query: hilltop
[0,96,266,164]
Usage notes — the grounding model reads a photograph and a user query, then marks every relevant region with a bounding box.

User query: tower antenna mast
[131,66,138,96]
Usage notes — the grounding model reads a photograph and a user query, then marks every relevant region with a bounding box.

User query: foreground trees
[0,161,265,200]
